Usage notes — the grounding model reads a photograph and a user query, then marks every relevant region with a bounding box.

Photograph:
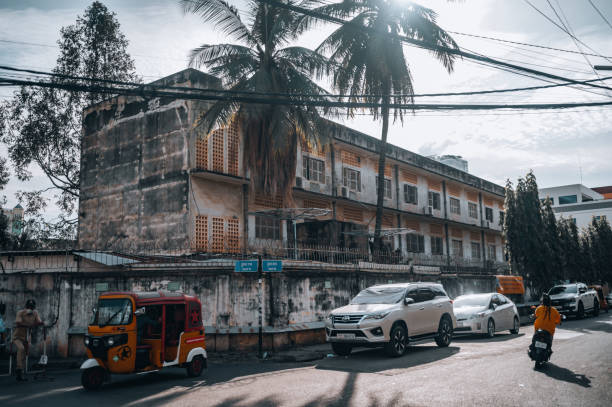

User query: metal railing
[1,243,508,274]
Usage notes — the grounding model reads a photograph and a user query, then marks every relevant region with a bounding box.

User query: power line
[258,0,612,93]
[2,75,612,111]
[2,64,612,101]
[447,30,612,59]
[587,0,612,32]
[522,0,612,63]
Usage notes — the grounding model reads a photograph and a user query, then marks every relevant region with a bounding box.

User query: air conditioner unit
[349,191,357,200]
[427,206,433,216]
[310,182,320,193]
[341,187,348,198]
[296,177,303,188]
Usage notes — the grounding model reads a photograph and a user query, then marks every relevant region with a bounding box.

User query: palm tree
[181,0,333,202]
[300,0,459,250]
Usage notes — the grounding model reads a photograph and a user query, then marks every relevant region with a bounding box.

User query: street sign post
[262,260,282,272]
[234,260,258,272]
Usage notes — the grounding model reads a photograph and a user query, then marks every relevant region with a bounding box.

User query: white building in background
[538,184,612,229]
[429,155,469,173]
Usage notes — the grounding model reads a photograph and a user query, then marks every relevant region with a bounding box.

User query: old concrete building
[78,68,506,269]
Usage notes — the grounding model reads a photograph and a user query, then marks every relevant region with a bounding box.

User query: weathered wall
[0,269,493,356]
[78,69,222,251]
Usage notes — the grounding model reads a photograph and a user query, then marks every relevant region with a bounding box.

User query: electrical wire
[587,0,612,32]
[2,75,612,111]
[2,64,612,101]
[257,0,612,92]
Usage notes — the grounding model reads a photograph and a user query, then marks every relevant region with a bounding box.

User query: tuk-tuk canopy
[100,291,200,307]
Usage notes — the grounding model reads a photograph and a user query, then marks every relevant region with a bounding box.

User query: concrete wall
[78,69,221,251]
[0,268,494,356]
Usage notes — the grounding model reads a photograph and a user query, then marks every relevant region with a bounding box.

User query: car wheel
[486,318,495,338]
[592,300,599,317]
[81,367,106,391]
[331,343,352,357]
[510,317,520,334]
[577,302,584,319]
[384,324,408,357]
[435,316,453,347]
[186,355,205,377]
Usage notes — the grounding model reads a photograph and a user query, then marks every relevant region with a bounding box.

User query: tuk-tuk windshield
[92,298,133,326]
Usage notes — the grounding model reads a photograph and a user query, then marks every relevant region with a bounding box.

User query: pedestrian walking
[13,299,44,381]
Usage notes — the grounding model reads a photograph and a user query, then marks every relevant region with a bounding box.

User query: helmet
[25,299,36,309]
[542,293,551,307]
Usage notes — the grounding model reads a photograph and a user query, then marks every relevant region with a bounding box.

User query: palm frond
[181,0,258,46]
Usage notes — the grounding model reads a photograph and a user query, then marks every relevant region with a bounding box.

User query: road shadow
[314,344,460,374]
[453,332,525,343]
[537,363,591,388]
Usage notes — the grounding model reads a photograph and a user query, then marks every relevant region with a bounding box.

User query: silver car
[326,283,456,357]
[453,293,520,337]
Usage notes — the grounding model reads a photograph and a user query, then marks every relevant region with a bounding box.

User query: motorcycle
[528,329,552,368]
[527,311,566,369]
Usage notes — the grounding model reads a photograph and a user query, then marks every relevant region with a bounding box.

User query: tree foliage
[183,0,334,202]
[503,170,612,298]
[0,1,137,239]
[301,0,459,248]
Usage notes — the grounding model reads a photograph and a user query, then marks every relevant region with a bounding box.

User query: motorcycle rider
[533,293,561,350]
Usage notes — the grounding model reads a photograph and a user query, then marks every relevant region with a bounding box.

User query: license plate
[535,341,547,349]
[337,333,355,340]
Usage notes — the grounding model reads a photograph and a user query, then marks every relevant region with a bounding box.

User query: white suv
[326,283,456,357]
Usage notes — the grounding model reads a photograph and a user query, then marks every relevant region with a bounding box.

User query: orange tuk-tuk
[80,291,206,390]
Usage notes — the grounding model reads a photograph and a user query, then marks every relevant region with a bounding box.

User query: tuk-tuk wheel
[81,367,106,391]
[186,355,205,377]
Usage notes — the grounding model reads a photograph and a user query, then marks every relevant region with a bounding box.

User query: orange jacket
[534,305,561,336]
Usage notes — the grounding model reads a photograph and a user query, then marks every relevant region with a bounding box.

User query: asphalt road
[1,313,610,407]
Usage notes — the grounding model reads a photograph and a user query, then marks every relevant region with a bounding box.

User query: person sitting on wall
[13,299,44,381]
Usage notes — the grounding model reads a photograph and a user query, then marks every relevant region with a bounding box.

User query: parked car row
[325,281,607,358]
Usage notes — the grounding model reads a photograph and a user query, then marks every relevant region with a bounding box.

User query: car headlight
[84,336,90,346]
[469,312,486,320]
[363,311,390,320]
[106,336,115,346]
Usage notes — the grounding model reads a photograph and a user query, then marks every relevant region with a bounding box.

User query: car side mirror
[579,289,586,294]
[490,303,497,310]
[135,307,146,316]
[404,297,415,305]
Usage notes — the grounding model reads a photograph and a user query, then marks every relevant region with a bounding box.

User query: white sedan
[453,293,520,337]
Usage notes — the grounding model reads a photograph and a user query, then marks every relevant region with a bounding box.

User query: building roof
[592,186,612,194]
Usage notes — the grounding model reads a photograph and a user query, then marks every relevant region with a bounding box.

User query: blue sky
[1,0,611,219]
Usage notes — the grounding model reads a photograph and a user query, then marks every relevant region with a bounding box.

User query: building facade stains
[78,69,222,251]
[77,68,506,269]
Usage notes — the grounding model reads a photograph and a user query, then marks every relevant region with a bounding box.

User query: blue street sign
[262,260,282,272]
[235,260,258,272]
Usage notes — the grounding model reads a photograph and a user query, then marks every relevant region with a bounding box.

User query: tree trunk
[374,94,390,253]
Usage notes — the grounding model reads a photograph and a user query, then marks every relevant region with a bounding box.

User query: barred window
[431,236,443,255]
[343,167,361,191]
[428,191,440,210]
[485,207,493,222]
[404,184,418,205]
[452,239,463,257]
[471,242,481,259]
[468,202,478,219]
[376,177,392,199]
[406,234,424,253]
[488,244,496,261]
[302,156,325,183]
[255,216,281,240]
[450,198,461,215]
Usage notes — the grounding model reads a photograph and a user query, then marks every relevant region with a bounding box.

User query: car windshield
[453,294,491,307]
[92,298,133,326]
[549,285,577,295]
[350,287,406,304]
